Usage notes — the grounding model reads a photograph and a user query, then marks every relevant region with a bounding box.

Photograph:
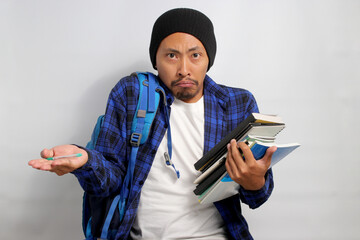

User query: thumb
[260,146,277,167]
[40,148,54,159]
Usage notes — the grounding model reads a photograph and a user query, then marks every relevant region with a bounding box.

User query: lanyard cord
[161,90,180,179]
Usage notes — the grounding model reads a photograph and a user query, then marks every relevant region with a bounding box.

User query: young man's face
[155,32,209,103]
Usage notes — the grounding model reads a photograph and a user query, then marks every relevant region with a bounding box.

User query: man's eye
[193,53,200,58]
[168,53,176,58]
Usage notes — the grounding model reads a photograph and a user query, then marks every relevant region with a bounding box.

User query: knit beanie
[149,8,217,71]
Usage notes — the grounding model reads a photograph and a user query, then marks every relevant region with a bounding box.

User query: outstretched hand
[225,139,277,190]
[28,145,88,176]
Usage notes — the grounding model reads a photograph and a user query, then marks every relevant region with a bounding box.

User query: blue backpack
[83,72,167,239]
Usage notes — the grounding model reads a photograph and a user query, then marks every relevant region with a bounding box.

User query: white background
[1,0,359,239]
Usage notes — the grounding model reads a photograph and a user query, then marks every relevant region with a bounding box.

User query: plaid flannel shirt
[73,74,274,240]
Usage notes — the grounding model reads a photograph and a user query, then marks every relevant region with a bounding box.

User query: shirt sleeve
[239,168,274,209]
[72,77,135,197]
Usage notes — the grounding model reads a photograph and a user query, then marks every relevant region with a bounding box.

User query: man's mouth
[172,78,199,88]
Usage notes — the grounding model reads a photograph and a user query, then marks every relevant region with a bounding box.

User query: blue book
[249,140,300,168]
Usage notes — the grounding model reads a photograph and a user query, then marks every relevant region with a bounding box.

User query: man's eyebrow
[188,46,201,52]
[165,48,180,53]
[164,46,202,53]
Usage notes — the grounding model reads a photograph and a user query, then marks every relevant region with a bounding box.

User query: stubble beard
[171,78,200,101]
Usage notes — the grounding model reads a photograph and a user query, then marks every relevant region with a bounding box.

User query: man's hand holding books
[225,139,277,191]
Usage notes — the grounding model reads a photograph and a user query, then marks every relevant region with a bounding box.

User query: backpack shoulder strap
[130,71,162,145]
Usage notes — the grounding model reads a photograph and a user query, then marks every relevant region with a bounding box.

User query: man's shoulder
[204,75,255,102]
[112,74,139,92]
[219,84,254,97]
[109,73,140,100]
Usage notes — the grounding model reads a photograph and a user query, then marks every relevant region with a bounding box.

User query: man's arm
[28,76,135,197]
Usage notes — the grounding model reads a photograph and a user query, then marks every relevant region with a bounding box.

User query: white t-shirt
[131,97,227,239]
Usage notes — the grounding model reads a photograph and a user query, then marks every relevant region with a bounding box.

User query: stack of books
[193,113,300,204]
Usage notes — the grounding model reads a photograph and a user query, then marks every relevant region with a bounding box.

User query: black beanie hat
[149,8,217,71]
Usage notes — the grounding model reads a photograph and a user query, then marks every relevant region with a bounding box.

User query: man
[29,8,276,239]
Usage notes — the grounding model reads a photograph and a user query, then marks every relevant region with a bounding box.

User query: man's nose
[177,57,190,77]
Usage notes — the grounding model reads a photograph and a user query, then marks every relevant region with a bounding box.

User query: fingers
[29,147,64,171]
[49,160,75,176]
[225,142,236,177]
[28,158,53,170]
[226,140,254,170]
[225,139,246,179]
[239,141,257,165]
[29,158,75,175]
[225,139,271,190]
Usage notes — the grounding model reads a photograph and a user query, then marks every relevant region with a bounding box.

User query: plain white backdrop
[1,0,359,239]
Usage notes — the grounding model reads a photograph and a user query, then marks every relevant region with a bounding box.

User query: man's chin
[174,89,197,101]
[176,94,194,101]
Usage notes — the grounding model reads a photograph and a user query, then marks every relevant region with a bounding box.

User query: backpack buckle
[130,132,142,147]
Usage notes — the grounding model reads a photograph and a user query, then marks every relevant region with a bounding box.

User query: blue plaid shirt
[73,74,273,239]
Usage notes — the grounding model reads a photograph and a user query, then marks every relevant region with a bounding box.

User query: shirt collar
[203,74,229,108]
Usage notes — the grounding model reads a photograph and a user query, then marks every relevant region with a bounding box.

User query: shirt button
[139,180,144,185]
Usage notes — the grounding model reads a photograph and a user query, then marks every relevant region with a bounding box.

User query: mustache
[171,77,199,87]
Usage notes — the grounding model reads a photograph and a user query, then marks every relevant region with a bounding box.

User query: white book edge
[199,172,239,204]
